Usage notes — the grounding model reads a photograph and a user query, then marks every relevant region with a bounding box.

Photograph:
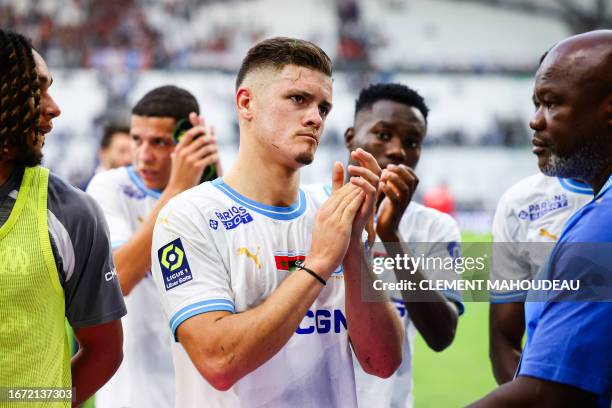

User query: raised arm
[341,150,404,377]
[156,183,365,390]
[113,115,219,294]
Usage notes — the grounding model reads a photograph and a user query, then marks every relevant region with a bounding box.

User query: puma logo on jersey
[237,246,262,270]
[156,217,170,227]
[539,228,558,241]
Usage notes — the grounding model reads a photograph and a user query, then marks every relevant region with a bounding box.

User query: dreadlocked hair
[0,30,40,161]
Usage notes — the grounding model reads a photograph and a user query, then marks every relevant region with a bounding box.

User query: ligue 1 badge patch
[158,238,193,290]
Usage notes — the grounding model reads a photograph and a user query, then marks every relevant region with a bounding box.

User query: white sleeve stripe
[170,299,235,337]
[48,209,75,282]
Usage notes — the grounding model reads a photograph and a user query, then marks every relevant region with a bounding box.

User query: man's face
[530,53,607,180]
[347,100,426,170]
[101,132,133,170]
[14,50,61,166]
[131,115,175,190]
[246,64,333,168]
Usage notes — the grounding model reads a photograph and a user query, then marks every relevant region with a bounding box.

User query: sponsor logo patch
[209,219,219,230]
[518,194,568,221]
[296,308,348,334]
[104,268,117,282]
[214,206,254,230]
[121,184,146,200]
[158,238,193,290]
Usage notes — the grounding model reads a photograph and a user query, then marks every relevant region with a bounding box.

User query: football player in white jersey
[151,37,403,408]
[489,173,592,384]
[87,85,221,408]
[343,83,463,407]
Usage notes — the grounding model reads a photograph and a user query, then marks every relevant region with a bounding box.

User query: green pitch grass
[413,231,497,407]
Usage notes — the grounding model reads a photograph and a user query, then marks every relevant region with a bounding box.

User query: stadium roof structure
[450,0,612,33]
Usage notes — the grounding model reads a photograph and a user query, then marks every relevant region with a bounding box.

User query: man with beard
[488,51,594,382]
[0,30,126,405]
[471,30,612,407]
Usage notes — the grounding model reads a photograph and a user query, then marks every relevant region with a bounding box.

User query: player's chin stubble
[295,152,314,165]
[540,140,607,182]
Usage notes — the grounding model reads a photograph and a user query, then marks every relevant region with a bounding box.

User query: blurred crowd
[0,0,161,69]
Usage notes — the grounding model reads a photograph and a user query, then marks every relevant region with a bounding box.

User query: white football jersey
[305,184,463,408]
[151,179,356,408]
[86,166,175,408]
[490,174,592,303]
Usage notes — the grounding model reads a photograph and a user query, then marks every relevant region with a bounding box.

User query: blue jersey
[519,175,612,406]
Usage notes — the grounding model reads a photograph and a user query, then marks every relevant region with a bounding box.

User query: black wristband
[295,260,326,286]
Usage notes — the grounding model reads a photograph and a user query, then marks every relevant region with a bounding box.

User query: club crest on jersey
[121,184,146,200]
[214,206,254,230]
[518,194,569,221]
[158,238,193,290]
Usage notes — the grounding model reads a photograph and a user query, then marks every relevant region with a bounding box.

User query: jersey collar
[557,177,593,196]
[127,166,162,199]
[212,178,306,221]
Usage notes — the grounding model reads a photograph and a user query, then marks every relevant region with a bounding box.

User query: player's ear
[236,87,253,121]
[344,127,355,149]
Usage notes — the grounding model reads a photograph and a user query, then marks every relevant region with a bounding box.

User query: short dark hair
[0,29,40,158]
[101,123,130,150]
[235,37,332,90]
[132,85,199,123]
[354,83,429,122]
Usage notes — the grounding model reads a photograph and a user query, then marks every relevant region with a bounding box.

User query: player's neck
[223,146,301,207]
[590,162,612,196]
